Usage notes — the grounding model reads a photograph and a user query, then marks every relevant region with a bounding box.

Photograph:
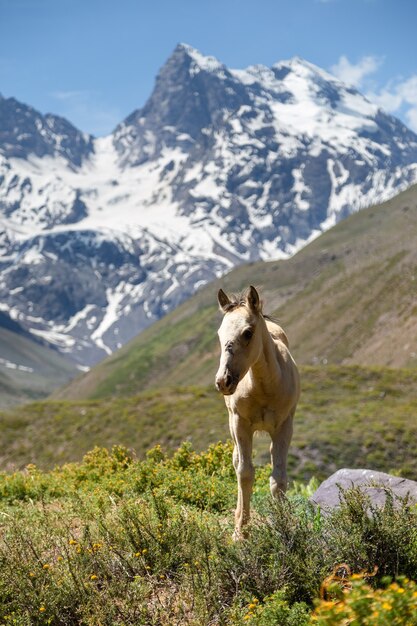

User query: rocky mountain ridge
[1,43,417,366]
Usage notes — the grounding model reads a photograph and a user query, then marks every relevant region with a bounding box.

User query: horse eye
[242,329,253,342]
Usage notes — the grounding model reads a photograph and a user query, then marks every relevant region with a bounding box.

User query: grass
[0,441,416,625]
[2,366,417,484]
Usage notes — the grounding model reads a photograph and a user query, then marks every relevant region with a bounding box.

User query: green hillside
[0,324,77,408]
[55,183,417,402]
[2,366,417,483]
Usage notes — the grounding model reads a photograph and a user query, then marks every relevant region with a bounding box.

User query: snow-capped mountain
[1,43,417,366]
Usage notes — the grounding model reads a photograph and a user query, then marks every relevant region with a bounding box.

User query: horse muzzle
[215,371,238,395]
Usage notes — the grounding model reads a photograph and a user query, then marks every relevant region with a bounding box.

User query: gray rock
[311,468,417,512]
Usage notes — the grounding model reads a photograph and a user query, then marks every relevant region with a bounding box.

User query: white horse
[215,285,300,538]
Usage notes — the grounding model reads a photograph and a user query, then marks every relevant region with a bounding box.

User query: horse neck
[250,315,280,386]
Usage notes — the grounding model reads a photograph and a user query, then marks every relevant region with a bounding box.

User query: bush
[314,575,417,625]
[0,442,417,624]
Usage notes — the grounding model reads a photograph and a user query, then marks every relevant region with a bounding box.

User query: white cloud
[366,87,402,113]
[51,90,87,101]
[367,75,417,132]
[330,54,417,133]
[406,108,417,132]
[397,75,417,103]
[330,54,383,88]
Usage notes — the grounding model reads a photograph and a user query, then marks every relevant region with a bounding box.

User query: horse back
[265,318,289,348]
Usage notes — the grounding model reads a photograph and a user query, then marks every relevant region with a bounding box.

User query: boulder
[310,468,417,513]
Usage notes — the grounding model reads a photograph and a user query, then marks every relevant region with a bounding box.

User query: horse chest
[251,406,279,433]
[230,395,280,433]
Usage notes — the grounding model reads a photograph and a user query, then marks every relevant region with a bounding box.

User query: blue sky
[1,0,417,136]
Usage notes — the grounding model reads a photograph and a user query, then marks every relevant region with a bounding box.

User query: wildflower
[39,607,46,612]
[57,556,63,562]
[69,539,77,545]
[90,574,98,581]
[396,587,405,593]
[142,548,148,554]
[42,564,50,570]
[135,552,141,557]
[382,602,392,610]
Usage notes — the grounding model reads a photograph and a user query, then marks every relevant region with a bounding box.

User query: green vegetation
[2,366,417,483]
[0,442,416,624]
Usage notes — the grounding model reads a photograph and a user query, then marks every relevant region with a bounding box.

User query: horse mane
[221,291,252,313]
[223,289,280,326]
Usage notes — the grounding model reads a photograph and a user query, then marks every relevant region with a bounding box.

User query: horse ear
[247,285,261,313]
[217,288,230,312]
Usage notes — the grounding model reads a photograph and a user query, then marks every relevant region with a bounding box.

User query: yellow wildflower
[90,574,98,581]
[39,607,46,612]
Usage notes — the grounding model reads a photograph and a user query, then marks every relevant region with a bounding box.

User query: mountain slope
[55,182,417,401]
[1,45,417,366]
[0,311,77,407]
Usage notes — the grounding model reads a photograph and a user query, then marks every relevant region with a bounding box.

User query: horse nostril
[225,374,232,388]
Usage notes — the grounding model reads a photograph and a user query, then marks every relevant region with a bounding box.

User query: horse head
[215,285,263,395]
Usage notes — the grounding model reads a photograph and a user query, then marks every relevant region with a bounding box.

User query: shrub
[314,575,417,625]
[1,442,417,625]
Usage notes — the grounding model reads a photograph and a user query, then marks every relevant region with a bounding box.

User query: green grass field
[1,366,417,485]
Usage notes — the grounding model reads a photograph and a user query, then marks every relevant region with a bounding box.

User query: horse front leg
[229,415,254,539]
[270,411,294,498]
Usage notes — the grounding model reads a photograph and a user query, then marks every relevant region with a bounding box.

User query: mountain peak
[172,43,226,75]
[0,94,94,166]
[274,56,338,83]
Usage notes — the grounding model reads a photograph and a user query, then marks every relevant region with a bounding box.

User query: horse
[215,285,300,539]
